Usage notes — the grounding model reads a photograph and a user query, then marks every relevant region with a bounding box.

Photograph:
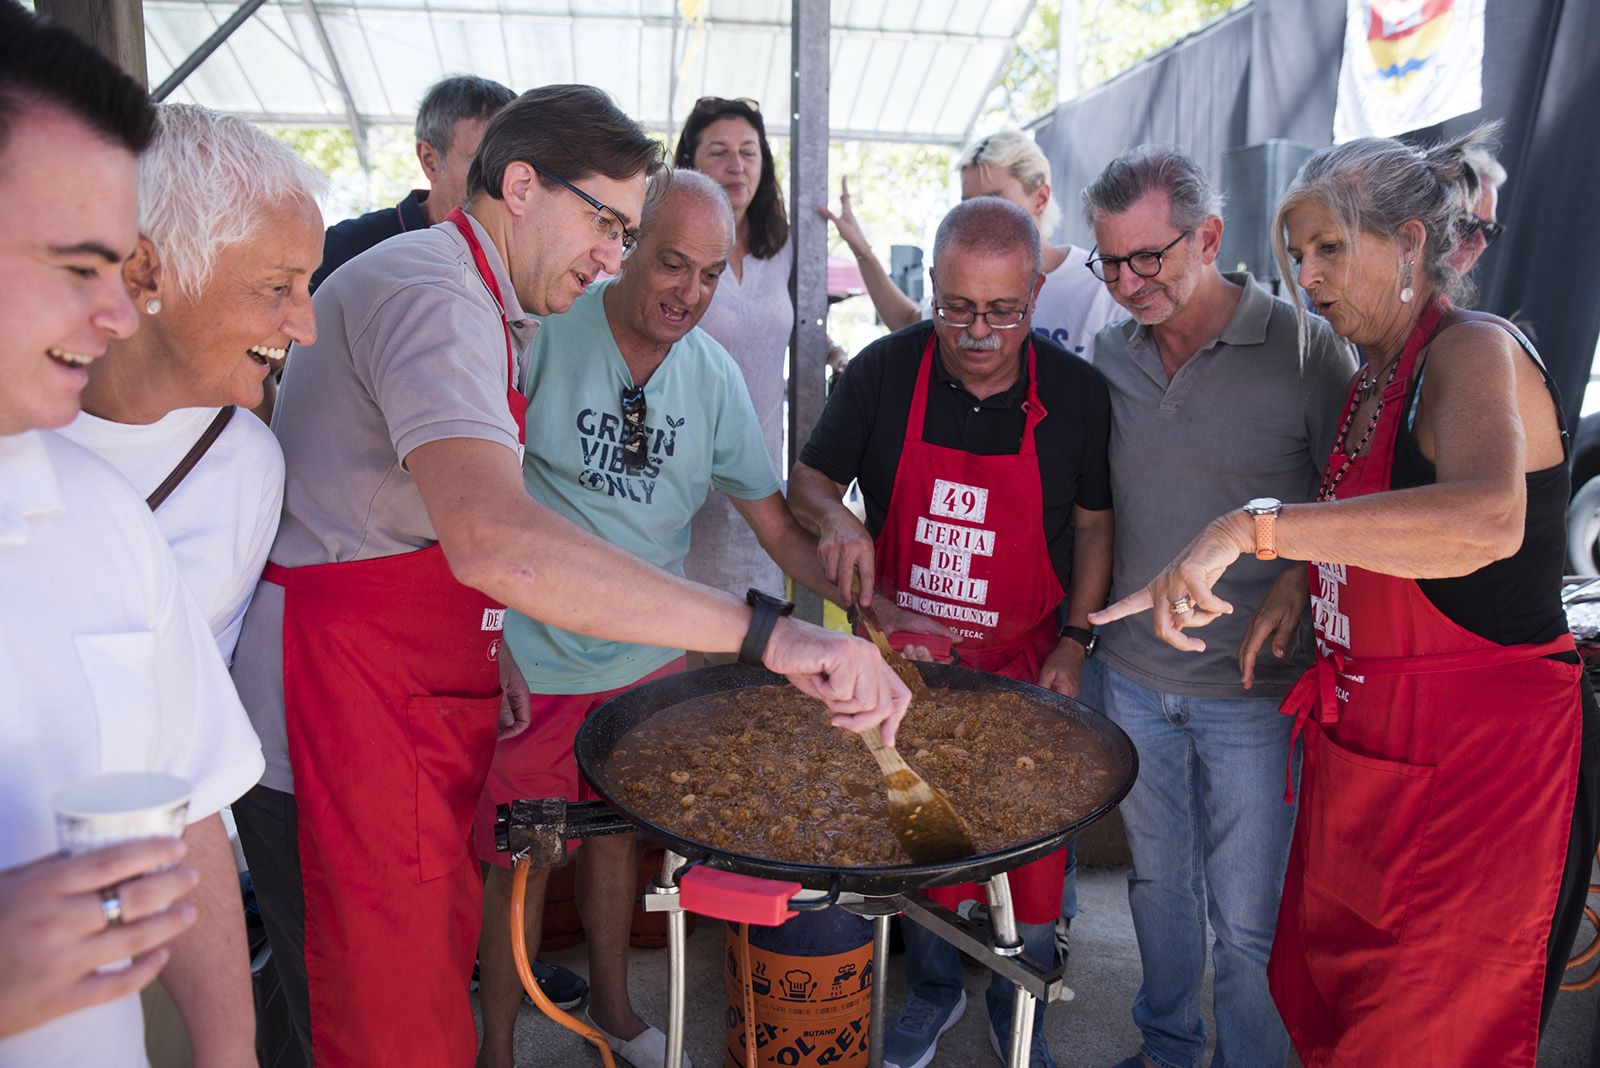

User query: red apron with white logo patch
[1269,303,1580,1066]
[265,209,527,1065]
[874,333,1068,922]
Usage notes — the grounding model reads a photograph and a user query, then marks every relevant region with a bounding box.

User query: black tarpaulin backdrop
[1034,0,1600,430]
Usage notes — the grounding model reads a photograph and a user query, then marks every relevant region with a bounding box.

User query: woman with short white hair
[61,102,325,662]
[824,129,1122,361]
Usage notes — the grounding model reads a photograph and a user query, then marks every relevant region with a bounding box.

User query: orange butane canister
[724,908,874,1067]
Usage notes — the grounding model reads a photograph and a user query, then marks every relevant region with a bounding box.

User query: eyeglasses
[694,96,760,113]
[933,300,1033,329]
[1086,230,1191,283]
[1457,214,1504,247]
[535,165,638,259]
[620,386,647,470]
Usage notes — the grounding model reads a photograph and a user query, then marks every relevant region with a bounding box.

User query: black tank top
[1389,321,1572,647]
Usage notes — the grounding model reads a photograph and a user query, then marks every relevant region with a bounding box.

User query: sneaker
[987,1016,1057,1068]
[532,959,588,1011]
[884,990,967,1068]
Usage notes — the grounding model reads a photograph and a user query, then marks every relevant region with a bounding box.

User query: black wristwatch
[739,589,795,667]
[1060,625,1098,657]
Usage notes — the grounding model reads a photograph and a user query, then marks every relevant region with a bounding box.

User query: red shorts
[473,658,685,867]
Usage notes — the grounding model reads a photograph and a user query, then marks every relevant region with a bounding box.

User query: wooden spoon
[851,603,977,865]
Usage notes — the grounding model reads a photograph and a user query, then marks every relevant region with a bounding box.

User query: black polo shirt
[799,322,1112,589]
[311,188,432,293]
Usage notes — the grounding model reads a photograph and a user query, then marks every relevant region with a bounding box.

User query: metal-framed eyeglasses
[694,96,761,113]
[933,298,1034,329]
[1456,214,1504,247]
[536,165,639,259]
[1085,230,1191,283]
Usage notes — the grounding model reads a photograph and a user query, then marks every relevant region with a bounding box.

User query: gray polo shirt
[1095,272,1354,700]
[231,213,536,792]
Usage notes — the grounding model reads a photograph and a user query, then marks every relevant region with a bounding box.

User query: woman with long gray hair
[1090,126,1599,1065]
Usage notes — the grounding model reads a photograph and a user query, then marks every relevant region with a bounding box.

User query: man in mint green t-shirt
[472,169,847,1068]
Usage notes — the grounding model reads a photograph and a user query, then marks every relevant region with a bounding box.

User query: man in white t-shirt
[0,8,266,1065]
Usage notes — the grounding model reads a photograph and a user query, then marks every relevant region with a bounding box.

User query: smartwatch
[1060,625,1098,657]
[739,588,796,667]
[1244,497,1283,561]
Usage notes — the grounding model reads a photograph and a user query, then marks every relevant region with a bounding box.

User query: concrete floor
[493,866,1600,1068]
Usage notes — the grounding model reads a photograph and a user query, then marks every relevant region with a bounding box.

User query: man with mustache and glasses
[472,168,851,1068]
[1079,146,1353,1068]
[789,197,1115,1068]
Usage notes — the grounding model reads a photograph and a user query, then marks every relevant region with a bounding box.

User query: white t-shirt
[58,407,284,664]
[0,430,265,1068]
[1031,245,1125,362]
[922,244,1125,363]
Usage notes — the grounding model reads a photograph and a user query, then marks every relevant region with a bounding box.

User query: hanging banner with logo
[1332,0,1486,142]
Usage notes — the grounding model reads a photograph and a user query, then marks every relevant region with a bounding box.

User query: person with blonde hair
[1092,125,1600,1066]
[824,129,1122,361]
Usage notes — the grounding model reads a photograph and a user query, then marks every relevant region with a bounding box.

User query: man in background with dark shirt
[789,197,1114,1068]
[311,74,515,292]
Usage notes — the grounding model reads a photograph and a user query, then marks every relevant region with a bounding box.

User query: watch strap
[739,589,794,666]
[1060,625,1096,655]
[1253,510,1279,561]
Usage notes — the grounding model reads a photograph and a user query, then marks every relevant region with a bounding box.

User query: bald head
[610,167,735,354]
[932,197,1041,278]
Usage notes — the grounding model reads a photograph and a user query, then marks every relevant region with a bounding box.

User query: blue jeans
[1095,659,1296,1068]
[902,916,1057,1040]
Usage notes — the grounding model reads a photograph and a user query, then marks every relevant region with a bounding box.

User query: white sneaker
[587,1017,693,1068]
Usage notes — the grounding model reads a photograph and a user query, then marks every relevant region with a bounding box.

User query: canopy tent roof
[140,0,1034,145]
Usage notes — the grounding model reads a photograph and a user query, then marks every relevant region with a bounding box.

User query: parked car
[1567,350,1600,574]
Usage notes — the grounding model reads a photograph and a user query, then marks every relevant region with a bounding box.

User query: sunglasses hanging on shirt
[621,386,648,471]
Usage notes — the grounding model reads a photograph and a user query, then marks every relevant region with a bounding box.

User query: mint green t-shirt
[507,279,780,692]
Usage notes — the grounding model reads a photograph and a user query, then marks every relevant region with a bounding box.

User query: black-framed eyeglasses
[536,165,639,259]
[1457,214,1504,247]
[933,298,1034,330]
[1086,230,1192,283]
[620,386,648,470]
[694,96,760,113]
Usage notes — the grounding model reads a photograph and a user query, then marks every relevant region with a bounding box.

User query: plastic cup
[53,771,192,857]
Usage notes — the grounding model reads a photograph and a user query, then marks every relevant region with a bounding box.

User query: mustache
[955,332,1004,351]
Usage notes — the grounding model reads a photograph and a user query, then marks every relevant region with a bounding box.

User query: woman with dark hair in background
[675,96,794,604]
[1091,125,1600,1065]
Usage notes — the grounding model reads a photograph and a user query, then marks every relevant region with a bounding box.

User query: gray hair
[1080,144,1223,232]
[414,75,515,153]
[139,104,327,301]
[958,130,1061,236]
[1463,143,1507,192]
[932,197,1042,279]
[1271,122,1499,347]
[640,167,731,238]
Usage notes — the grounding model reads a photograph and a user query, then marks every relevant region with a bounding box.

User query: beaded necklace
[1317,355,1403,502]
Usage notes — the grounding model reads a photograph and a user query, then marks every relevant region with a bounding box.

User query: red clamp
[679,867,801,927]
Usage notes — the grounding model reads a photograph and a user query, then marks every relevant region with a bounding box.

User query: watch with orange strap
[1243,497,1283,561]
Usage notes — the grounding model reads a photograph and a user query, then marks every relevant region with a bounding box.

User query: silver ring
[99,886,124,927]
[1171,595,1194,615]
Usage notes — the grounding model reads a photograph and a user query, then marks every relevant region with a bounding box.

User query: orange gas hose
[511,857,617,1068]
[739,923,758,1068]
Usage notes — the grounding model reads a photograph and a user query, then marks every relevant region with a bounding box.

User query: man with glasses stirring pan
[1079,146,1353,1068]
[230,86,910,1068]
[790,197,1115,1068]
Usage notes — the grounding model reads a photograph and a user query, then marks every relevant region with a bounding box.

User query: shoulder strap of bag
[146,406,236,511]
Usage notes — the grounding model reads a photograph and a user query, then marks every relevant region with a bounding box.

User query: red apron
[876,334,1068,923]
[267,208,527,1066]
[1268,303,1581,1066]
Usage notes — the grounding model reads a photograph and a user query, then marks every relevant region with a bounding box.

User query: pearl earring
[145,298,162,315]
[1399,261,1414,305]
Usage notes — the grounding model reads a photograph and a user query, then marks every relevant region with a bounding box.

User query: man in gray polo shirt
[229,85,908,1066]
[1079,147,1352,1068]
